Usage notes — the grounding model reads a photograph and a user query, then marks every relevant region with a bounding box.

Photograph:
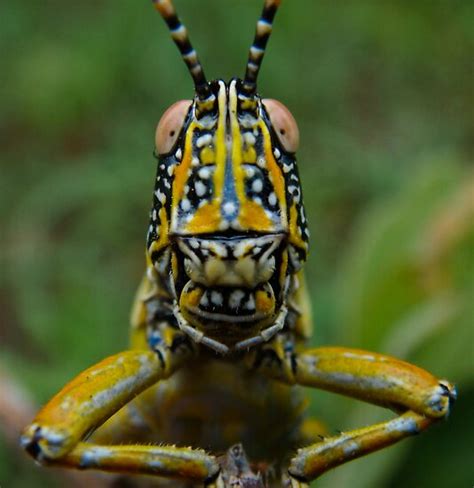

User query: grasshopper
[21,1,456,486]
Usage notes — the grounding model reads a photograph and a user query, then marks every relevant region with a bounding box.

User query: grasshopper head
[147,1,308,353]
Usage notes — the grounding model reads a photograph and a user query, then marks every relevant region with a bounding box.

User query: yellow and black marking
[152,0,208,96]
[243,0,282,94]
[145,70,310,354]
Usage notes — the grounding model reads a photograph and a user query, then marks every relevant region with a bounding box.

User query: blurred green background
[1,1,472,486]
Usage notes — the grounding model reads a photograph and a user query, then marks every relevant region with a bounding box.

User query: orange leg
[21,327,219,483]
[252,341,456,483]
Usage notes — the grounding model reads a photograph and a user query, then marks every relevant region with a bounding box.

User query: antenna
[242,0,282,94]
[152,0,209,97]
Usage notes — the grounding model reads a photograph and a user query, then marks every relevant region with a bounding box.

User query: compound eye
[155,100,192,154]
[263,98,299,153]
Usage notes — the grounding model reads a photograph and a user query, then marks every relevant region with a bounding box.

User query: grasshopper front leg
[250,339,456,483]
[21,326,219,483]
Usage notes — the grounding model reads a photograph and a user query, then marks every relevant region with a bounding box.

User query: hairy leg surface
[21,326,219,483]
[250,338,456,482]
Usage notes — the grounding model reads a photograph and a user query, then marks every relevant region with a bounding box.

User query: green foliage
[312,161,473,488]
[0,1,472,486]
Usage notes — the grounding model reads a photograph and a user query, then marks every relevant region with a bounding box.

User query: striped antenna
[152,0,209,97]
[243,0,282,94]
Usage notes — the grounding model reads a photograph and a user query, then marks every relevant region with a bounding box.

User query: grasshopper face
[147,79,308,350]
[147,0,308,352]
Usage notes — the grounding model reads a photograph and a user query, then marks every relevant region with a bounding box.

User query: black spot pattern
[147,153,175,250]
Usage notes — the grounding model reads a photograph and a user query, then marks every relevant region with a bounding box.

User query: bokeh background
[1,1,472,486]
